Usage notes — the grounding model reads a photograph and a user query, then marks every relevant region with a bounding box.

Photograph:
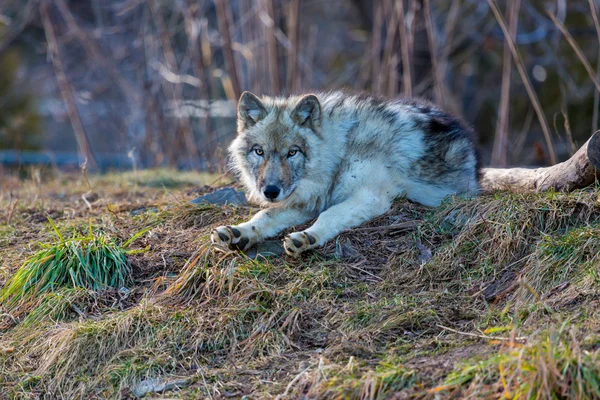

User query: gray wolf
[211,91,480,257]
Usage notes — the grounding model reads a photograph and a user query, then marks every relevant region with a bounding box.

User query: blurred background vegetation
[0,0,599,171]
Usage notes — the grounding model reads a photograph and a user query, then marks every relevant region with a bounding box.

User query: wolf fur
[211,91,480,257]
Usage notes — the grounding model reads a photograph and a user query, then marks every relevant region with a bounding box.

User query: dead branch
[481,131,600,193]
[215,0,241,99]
[491,0,521,167]
[380,0,399,96]
[41,0,96,168]
[395,0,412,96]
[286,0,299,92]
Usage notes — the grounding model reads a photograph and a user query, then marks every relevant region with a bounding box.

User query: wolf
[211,91,480,257]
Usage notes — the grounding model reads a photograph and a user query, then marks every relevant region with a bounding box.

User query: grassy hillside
[1,169,600,399]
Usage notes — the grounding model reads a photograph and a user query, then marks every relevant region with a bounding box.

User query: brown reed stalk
[492,0,521,167]
[41,0,96,167]
[488,0,557,165]
[547,10,600,94]
[286,0,300,92]
[396,0,413,97]
[215,0,241,99]
[424,0,445,106]
[371,0,383,95]
[265,0,280,93]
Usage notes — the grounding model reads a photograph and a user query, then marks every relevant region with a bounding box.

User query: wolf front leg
[211,207,312,252]
[283,191,393,257]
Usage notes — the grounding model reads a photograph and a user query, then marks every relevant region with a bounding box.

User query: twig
[488,280,519,303]
[351,221,421,233]
[80,161,93,191]
[280,365,311,398]
[487,0,557,165]
[345,261,383,282]
[71,303,88,319]
[81,194,92,211]
[547,10,600,94]
[437,324,528,342]
[6,198,18,225]
[588,0,600,132]
[0,0,36,54]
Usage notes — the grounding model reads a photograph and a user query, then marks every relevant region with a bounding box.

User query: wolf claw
[283,232,317,257]
[211,226,253,251]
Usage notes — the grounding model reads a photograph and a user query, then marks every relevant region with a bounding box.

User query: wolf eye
[254,148,264,156]
[287,150,297,158]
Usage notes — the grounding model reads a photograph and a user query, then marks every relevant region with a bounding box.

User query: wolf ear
[292,94,321,128]
[238,91,267,127]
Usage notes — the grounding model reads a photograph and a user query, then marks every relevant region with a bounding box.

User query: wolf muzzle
[263,185,281,200]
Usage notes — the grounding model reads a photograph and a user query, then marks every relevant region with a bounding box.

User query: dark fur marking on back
[404,102,481,185]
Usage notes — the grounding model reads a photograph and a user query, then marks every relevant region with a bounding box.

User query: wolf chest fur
[211,91,480,257]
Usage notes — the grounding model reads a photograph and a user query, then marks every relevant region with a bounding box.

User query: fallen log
[480,131,600,193]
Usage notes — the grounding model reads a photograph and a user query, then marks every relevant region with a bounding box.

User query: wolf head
[229,91,322,206]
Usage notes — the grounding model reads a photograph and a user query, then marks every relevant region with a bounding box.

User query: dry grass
[439,326,600,399]
[1,168,600,398]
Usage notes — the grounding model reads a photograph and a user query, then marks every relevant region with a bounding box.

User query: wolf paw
[211,226,253,251]
[283,231,317,257]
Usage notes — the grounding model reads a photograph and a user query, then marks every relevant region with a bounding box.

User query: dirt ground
[1,168,600,399]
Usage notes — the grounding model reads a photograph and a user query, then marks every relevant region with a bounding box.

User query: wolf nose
[264,185,281,200]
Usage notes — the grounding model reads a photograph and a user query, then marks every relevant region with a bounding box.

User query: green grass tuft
[0,220,145,309]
